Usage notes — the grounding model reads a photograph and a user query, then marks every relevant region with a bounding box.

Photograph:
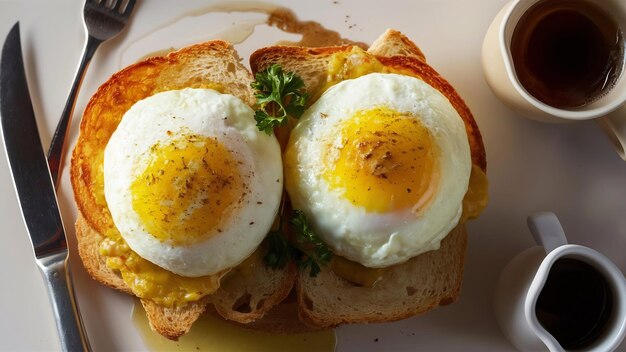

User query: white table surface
[0,0,624,351]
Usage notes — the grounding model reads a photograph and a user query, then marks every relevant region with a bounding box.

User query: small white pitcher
[494,212,626,352]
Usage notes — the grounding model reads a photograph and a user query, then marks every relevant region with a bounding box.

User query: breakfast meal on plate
[70,28,487,340]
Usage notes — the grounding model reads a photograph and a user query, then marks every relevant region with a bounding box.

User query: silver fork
[47,0,136,188]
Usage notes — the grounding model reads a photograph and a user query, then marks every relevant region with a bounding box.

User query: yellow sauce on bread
[461,165,489,223]
[99,227,225,306]
[314,47,389,101]
[330,256,384,288]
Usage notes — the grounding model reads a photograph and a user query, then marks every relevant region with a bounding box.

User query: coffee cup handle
[597,104,626,160]
[527,212,568,254]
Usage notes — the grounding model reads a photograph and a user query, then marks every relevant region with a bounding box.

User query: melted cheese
[313,47,388,101]
[461,164,489,223]
[99,227,225,306]
[330,256,384,288]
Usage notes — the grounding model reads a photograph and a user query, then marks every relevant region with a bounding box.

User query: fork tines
[87,0,136,16]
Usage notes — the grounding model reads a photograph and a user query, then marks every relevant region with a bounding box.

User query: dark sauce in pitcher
[535,258,613,349]
[511,0,624,108]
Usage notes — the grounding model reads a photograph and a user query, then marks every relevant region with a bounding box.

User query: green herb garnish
[262,209,332,277]
[291,210,333,277]
[251,64,308,134]
[264,224,293,270]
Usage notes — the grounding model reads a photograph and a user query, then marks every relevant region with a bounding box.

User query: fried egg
[284,73,471,268]
[104,88,282,277]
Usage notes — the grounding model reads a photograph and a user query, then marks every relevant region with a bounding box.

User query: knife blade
[0,22,90,352]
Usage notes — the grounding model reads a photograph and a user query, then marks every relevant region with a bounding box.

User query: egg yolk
[130,133,244,246]
[323,107,440,213]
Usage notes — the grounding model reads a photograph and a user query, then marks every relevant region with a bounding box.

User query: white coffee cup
[494,212,626,352]
[482,0,626,159]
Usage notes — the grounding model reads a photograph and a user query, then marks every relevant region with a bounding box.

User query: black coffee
[535,258,613,349]
[511,0,624,108]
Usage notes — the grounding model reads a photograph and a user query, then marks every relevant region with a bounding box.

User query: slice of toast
[71,41,295,340]
[298,226,467,327]
[249,29,486,328]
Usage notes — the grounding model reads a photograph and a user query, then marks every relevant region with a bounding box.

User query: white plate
[1,0,625,351]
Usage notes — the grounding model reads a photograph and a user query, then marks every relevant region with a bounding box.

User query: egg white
[286,73,471,268]
[104,88,283,277]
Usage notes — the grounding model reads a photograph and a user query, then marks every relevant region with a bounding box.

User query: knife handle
[37,252,91,352]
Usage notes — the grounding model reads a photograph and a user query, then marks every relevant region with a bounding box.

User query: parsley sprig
[264,226,293,270]
[251,64,308,134]
[291,210,333,277]
[263,209,332,277]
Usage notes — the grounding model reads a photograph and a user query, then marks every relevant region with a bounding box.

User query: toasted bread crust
[141,298,209,340]
[369,29,426,61]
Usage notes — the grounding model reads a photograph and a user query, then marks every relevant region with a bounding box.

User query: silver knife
[0,22,91,352]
